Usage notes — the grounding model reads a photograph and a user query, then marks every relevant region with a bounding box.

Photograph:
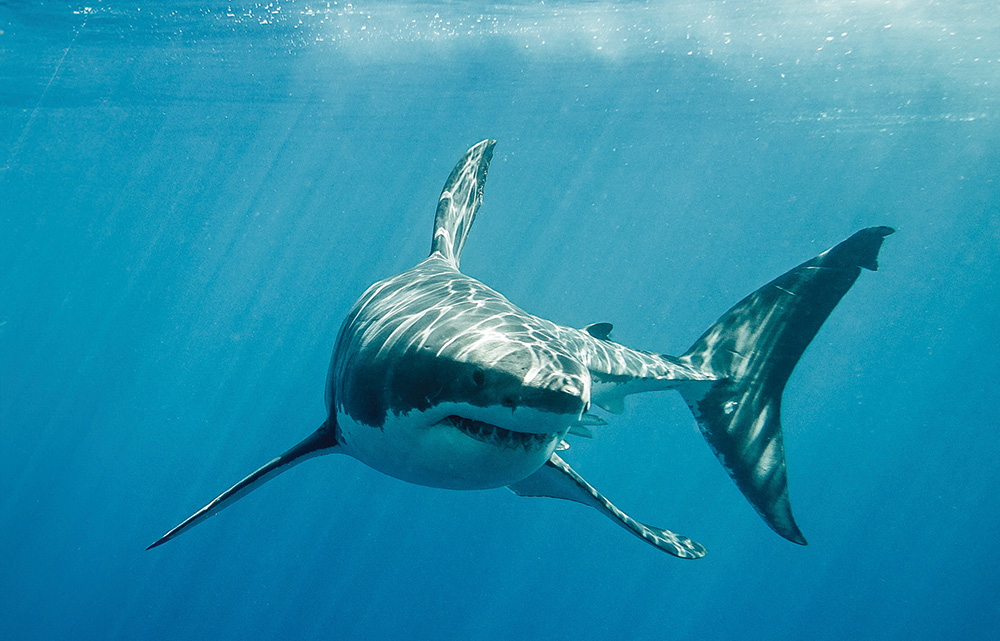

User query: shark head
[405,331,593,437]
[329,259,593,489]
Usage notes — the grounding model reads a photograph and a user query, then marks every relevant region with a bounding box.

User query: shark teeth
[440,415,555,451]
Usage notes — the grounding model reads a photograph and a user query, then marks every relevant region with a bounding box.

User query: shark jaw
[438,415,557,450]
[337,405,570,491]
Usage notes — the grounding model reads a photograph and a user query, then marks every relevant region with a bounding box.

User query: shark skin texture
[147,139,893,559]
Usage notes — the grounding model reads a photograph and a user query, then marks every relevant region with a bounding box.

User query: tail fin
[679,227,894,544]
[146,423,338,549]
[430,139,496,268]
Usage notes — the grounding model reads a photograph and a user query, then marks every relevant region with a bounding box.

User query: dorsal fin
[583,322,614,341]
[430,139,496,268]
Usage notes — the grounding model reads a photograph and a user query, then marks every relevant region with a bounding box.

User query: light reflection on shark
[148,140,892,558]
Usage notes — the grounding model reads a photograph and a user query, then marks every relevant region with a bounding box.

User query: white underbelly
[337,410,563,490]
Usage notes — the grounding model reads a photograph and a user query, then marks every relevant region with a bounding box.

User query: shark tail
[146,423,339,550]
[679,227,894,544]
[430,139,496,268]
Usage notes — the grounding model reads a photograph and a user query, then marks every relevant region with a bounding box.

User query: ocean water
[2,1,998,639]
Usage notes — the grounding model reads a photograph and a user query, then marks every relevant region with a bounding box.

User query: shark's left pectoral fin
[509,454,706,559]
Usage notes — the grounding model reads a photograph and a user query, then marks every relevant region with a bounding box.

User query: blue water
[2,2,998,639]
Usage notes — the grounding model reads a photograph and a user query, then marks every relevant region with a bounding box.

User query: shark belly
[336,406,564,490]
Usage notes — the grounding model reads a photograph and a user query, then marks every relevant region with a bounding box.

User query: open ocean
[2,2,998,639]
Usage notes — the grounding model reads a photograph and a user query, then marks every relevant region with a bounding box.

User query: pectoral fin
[147,423,339,549]
[509,454,706,559]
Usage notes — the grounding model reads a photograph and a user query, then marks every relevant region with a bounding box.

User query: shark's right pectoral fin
[509,453,706,559]
[146,422,339,550]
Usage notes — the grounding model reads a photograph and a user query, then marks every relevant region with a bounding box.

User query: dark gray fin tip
[583,322,614,341]
[429,139,497,268]
[823,226,895,272]
[680,227,892,544]
[146,423,338,550]
[509,454,707,559]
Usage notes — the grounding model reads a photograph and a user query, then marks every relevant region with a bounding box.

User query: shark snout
[537,374,591,416]
[555,381,584,399]
[546,370,589,398]
[495,376,588,417]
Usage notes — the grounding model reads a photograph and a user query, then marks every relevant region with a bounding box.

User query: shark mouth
[440,415,556,451]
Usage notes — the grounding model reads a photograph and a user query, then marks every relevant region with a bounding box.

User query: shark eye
[472,368,485,386]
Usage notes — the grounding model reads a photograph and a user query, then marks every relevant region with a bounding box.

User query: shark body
[148,140,892,558]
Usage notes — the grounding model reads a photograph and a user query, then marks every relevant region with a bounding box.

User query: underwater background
[2,1,998,639]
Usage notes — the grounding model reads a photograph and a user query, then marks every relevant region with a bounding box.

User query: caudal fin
[146,423,338,549]
[679,227,894,544]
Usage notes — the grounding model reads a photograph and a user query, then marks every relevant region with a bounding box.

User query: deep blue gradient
[2,2,998,640]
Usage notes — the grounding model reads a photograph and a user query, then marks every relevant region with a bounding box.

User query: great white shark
[148,139,893,558]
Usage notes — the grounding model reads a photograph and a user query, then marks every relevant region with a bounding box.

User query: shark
[148,139,893,558]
